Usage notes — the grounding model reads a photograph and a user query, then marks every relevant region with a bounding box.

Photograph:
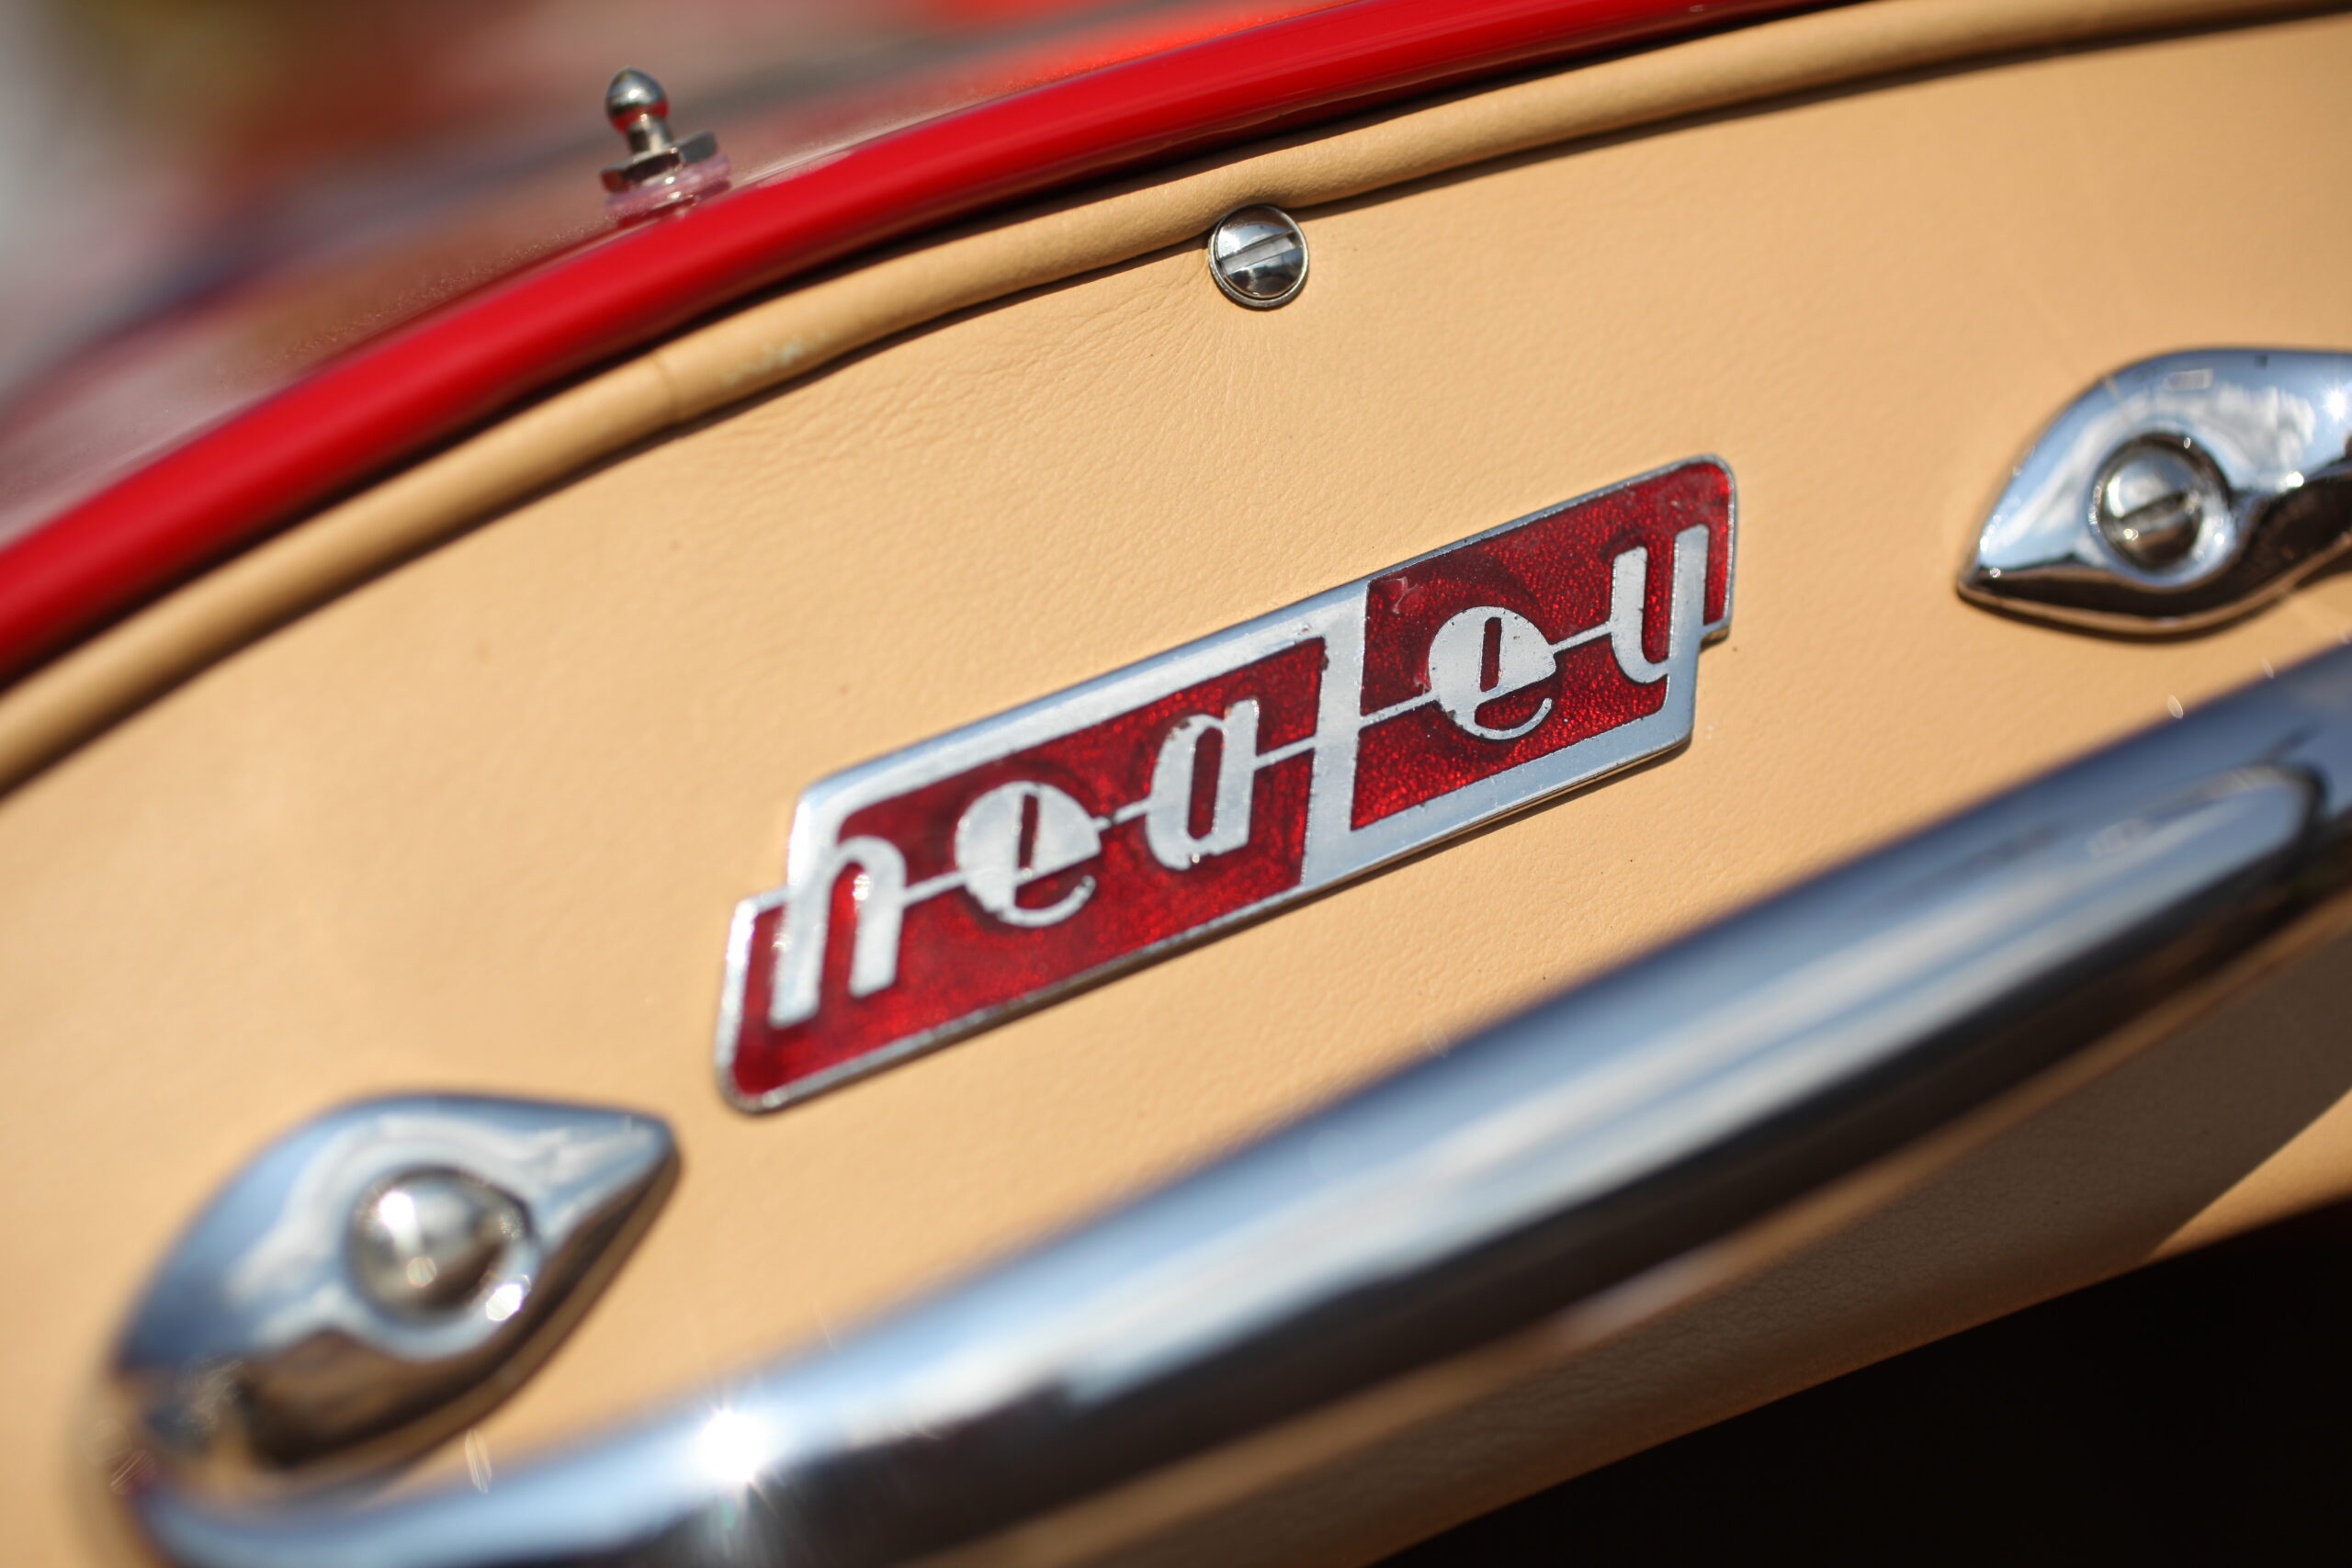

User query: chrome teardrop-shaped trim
[1962,349,2352,633]
[110,1094,675,1493]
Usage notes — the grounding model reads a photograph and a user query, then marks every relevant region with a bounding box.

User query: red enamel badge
[718,458,1735,1110]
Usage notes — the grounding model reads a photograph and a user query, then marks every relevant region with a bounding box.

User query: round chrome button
[2092,437,2229,572]
[1207,206,1309,309]
[350,1168,527,1317]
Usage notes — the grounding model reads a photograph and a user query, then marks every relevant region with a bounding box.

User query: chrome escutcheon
[1961,349,2352,633]
[108,1095,675,1494]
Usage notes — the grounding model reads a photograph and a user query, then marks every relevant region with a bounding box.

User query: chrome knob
[349,1168,526,1317]
[604,68,669,137]
[600,67,729,220]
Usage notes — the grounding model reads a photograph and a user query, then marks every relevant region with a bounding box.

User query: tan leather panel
[9,12,2352,1564]
[0,0,2324,797]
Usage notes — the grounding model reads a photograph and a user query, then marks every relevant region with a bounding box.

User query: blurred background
[0,0,1337,536]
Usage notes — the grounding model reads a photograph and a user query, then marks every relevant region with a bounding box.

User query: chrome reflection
[119,647,2352,1568]
[110,1095,675,1494]
[1962,349,2352,632]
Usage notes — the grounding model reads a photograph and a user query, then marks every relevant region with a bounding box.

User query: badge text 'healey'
[718,459,1736,1111]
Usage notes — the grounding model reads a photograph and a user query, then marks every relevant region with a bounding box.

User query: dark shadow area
[1384,1199,2352,1566]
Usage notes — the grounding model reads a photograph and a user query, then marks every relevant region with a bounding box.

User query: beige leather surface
[8,9,2352,1565]
[0,0,2330,797]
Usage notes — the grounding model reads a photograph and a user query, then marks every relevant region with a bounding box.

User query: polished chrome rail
[121,648,2352,1568]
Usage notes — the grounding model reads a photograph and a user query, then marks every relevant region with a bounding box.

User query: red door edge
[0,0,1821,688]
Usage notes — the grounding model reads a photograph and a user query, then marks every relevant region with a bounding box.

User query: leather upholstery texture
[10,9,2352,1564]
[0,0,2324,797]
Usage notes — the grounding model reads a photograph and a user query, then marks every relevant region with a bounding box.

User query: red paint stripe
[0,0,1815,685]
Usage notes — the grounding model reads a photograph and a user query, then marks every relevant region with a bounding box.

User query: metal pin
[601,68,729,221]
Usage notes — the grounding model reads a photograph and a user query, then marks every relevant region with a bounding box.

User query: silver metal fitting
[601,68,729,221]
[348,1168,529,1319]
[1208,206,1309,309]
[1960,349,2352,633]
[2090,436,2227,572]
[110,1095,676,1491]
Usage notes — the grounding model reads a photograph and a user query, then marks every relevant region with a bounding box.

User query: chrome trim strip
[123,648,2352,1568]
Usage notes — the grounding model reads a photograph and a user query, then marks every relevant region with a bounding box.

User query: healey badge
[718,458,1735,1110]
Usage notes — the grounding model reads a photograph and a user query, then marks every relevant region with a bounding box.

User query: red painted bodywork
[0,0,1812,687]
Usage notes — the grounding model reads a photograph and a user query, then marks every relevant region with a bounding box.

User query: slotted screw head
[1208,207,1308,309]
[2093,437,2228,572]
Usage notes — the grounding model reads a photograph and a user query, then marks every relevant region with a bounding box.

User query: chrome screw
[349,1169,527,1318]
[1207,206,1309,309]
[2092,436,2229,571]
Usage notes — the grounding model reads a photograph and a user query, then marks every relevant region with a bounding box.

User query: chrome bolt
[601,68,729,221]
[2093,437,2228,571]
[1207,206,1308,309]
[349,1169,526,1318]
